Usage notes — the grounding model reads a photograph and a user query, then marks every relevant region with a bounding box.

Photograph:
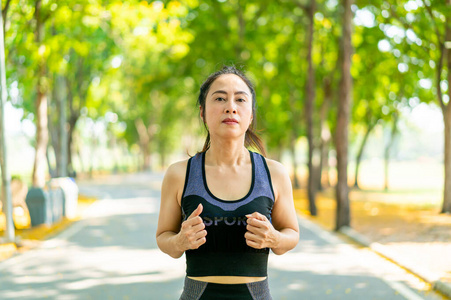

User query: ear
[200,105,204,122]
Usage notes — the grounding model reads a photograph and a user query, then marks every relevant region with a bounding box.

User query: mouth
[222,118,238,125]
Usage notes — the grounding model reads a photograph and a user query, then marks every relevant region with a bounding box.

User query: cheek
[203,106,218,124]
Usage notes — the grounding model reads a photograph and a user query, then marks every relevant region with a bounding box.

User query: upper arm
[266,159,299,233]
[156,160,188,238]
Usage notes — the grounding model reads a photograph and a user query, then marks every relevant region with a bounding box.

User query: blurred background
[0,0,450,281]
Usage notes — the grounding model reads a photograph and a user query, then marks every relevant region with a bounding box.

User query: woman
[156,66,299,299]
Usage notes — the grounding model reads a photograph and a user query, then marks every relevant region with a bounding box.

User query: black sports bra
[181,150,275,277]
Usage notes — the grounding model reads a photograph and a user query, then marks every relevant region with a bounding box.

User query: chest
[205,164,252,201]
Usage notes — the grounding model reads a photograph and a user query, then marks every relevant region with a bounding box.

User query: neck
[206,138,248,166]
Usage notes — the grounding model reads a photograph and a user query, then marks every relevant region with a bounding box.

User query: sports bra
[181,150,275,277]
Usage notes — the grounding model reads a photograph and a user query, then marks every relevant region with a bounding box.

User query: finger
[246,212,266,221]
[193,236,207,249]
[246,238,263,249]
[246,222,262,234]
[245,212,259,219]
[182,215,203,228]
[246,217,266,228]
[244,231,259,241]
[192,222,205,233]
[188,204,203,219]
[195,229,207,239]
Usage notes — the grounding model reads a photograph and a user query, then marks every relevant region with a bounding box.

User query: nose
[224,102,237,114]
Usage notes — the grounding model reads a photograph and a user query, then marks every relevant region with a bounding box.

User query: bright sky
[4,101,35,137]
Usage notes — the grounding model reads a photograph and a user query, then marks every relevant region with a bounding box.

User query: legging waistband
[180,277,272,300]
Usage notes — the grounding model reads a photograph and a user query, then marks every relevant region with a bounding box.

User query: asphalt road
[0,172,446,300]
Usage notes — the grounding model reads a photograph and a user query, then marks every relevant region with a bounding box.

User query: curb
[0,194,98,262]
[0,242,17,261]
[339,226,451,299]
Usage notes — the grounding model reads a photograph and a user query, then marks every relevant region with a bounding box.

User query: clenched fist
[176,204,207,251]
[245,212,280,249]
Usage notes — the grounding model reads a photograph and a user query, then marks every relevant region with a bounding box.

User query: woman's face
[201,74,253,141]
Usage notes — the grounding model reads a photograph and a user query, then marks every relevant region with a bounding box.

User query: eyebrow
[211,90,249,96]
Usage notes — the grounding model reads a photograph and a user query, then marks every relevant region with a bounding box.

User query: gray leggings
[180,277,272,300]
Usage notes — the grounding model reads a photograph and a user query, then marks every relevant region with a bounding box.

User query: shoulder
[162,158,191,204]
[264,158,289,180]
[163,158,190,184]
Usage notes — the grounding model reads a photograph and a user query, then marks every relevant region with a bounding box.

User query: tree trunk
[288,88,300,188]
[135,118,152,171]
[305,0,317,216]
[320,136,331,190]
[31,0,48,188]
[289,135,300,188]
[354,117,376,189]
[32,78,48,187]
[318,77,333,191]
[89,130,98,178]
[67,114,78,176]
[443,102,451,213]
[65,72,82,177]
[335,0,353,230]
[49,72,59,177]
[441,16,451,213]
[2,0,11,34]
[76,139,85,175]
[384,111,399,191]
[0,0,14,242]
[57,75,67,177]
[46,146,55,178]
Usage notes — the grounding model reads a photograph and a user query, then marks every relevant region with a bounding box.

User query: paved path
[0,173,446,299]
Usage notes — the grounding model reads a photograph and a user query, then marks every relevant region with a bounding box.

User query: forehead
[208,74,251,96]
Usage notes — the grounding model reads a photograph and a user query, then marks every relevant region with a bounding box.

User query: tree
[31,0,50,188]
[335,0,353,230]
[0,0,14,242]
[377,0,450,212]
[304,0,318,216]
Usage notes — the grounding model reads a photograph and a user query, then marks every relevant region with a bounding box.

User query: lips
[222,118,238,124]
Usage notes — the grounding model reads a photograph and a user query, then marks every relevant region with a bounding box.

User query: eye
[237,98,246,102]
[215,97,226,101]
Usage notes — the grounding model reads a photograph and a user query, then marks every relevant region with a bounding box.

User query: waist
[187,276,267,284]
[186,251,269,277]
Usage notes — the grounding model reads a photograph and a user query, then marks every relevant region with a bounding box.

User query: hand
[245,212,280,249]
[176,204,207,251]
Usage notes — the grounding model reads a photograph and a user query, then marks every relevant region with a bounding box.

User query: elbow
[169,252,184,259]
[272,248,289,255]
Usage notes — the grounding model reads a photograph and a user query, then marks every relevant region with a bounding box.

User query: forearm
[271,228,299,255]
[156,231,184,259]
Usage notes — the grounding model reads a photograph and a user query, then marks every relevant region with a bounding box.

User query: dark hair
[197,65,266,156]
